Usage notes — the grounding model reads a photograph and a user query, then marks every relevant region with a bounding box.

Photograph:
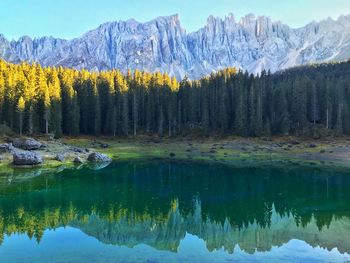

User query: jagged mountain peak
[0,13,350,79]
[239,13,257,25]
[155,13,181,23]
[226,13,236,21]
[337,14,350,23]
[101,14,181,28]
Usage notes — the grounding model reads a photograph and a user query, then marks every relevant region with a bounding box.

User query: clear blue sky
[1,0,350,40]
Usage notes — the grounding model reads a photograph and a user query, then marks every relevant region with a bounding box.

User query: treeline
[0,59,350,137]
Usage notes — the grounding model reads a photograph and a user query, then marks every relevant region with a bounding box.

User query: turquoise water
[0,161,350,262]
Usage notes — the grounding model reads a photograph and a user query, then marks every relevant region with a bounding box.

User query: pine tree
[235,73,248,136]
[43,85,51,134]
[103,73,116,135]
[47,68,62,137]
[122,92,129,136]
[17,96,25,136]
[200,78,210,135]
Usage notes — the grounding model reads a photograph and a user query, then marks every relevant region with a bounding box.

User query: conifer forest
[0,59,349,138]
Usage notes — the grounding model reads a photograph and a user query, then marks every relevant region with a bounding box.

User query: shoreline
[1,136,350,174]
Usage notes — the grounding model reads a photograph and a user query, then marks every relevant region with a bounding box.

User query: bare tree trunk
[45,119,49,134]
[168,117,171,137]
[133,92,137,136]
[113,106,117,137]
[178,100,182,134]
[29,106,33,135]
[19,113,23,136]
[158,104,163,136]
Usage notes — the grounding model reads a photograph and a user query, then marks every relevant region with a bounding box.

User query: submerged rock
[87,152,111,163]
[87,162,111,170]
[0,143,15,153]
[12,138,42,150]
[13,151,43,165]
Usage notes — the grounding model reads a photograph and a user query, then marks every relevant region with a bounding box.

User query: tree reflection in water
[0,161,349,254]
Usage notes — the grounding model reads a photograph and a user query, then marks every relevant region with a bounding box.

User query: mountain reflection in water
[0,161,349,262]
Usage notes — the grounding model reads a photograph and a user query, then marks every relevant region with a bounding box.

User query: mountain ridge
[1,13,350,79]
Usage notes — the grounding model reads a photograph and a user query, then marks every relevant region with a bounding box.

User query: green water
[0,160,350,263]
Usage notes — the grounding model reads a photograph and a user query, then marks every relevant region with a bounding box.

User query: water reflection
[0,161,349,257]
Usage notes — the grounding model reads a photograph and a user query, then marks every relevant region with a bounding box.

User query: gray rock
[55,154,65,162]
[70,147,86,153]
[13,151,43,165]
[87,152,112,163]
[74,156,84,164]
[12,138,42,150]
[40,143,48,148]
[0,143,15,153]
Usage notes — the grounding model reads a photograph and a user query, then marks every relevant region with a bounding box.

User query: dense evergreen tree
[0,59,350,137]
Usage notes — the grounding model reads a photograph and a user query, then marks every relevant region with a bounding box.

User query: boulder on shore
[13,151,43,165]
[55,154,65,162]
[70,146,87,153]
[0,143,15,153]
[12,138,42,150]
[87,152,112,163]
[74,156,84,164]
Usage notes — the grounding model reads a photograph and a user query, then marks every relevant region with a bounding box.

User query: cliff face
[1,14,350,79]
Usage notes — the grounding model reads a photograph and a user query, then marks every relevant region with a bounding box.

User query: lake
[0,161,349,263]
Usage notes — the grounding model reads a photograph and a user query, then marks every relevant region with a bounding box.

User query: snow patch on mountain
[0,13,350,79]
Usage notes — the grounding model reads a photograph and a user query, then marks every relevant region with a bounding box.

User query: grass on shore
[61,135,350,169]
[0,135,350,175]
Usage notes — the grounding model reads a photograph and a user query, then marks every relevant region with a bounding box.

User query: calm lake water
[0,161,350,263]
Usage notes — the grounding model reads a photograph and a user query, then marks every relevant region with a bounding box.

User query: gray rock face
[0,143,15,153]
[12,138,42,150]
[1,14,350,78]
[87,152,112,163]
[13,151,43,165]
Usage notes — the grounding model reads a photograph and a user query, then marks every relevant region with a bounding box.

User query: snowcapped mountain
[1,13,350,79]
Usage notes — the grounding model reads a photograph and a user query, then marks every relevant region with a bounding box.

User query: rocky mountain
[1,13,350,79]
